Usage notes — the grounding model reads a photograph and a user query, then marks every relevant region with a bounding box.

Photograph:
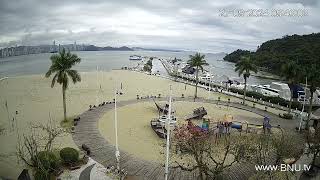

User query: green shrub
[34,170,50,180]
[60,147,79,164]
[36,151,59,171]
[280,113,293,119]
[228,88,303,110]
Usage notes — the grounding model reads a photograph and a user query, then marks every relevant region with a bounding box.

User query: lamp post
[208,66,211,100]
[299,77,307,131]
[114,88,120,171]
[165,86,172,180]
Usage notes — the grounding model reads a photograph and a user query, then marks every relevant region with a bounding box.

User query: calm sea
[0,51,273,85]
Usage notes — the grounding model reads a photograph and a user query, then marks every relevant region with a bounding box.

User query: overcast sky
[0,0,319,53]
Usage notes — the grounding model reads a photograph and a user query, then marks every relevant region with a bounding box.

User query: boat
[129,55,142,61]
[249,82,291,100]
[150,115,177,139]
[185,107,207,120]
[152,98,175,115]
[199,72,214,81]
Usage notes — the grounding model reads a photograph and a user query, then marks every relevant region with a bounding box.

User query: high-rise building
[74,41,77,51]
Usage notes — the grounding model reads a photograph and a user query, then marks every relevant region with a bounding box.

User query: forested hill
[223,33,320,74]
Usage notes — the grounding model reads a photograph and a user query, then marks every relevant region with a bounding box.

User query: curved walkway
[72,97,295,180]
[79,164,95,180]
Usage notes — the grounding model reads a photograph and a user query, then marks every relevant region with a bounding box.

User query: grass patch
[60,116,76,130]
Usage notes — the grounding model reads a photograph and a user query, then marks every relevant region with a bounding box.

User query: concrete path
[79,164,95,180]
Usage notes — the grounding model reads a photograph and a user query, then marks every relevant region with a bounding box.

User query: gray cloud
[0,0,319,52]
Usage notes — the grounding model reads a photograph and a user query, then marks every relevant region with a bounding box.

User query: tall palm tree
[235,56,257,105]
[187,53,208,99]
[281,61,300,113]
[45,48,81,121]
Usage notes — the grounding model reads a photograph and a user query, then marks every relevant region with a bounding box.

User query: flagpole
[165,85,172,180]
[208,66,211,100]
[299,77,307,131]
[115,87,120,170]
[96,66,99,105]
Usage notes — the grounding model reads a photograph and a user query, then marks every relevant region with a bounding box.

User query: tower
[74,41,77,51]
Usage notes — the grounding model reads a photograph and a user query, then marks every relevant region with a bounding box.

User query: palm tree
[187,53,208,99]
[281,61,300,113]
[235,56,257,105]
[45,48,81,121]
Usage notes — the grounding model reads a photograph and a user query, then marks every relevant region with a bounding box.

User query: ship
[129,55,142,61]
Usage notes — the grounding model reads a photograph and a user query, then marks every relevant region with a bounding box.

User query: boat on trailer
[150,115,176,139]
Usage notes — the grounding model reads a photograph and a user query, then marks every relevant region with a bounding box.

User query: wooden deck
[72,97,294,180]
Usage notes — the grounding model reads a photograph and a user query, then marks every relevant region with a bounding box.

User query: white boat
[250,84,280,97]
[199,72,214,81]
[249,82,291,100]
[129,55,142,61]
[269,82,291,100]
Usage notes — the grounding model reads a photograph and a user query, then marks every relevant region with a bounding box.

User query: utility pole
[165,85,172,180]
[114,87,120,171]
[299,77,307,131]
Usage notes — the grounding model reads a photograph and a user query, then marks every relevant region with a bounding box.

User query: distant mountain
[84,45,133,51]
[132,47,183,52]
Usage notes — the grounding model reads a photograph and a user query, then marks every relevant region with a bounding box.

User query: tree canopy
[224,33,320,75]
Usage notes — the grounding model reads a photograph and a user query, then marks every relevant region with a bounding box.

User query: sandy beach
[98,101,263,162]
[0,70,285,179]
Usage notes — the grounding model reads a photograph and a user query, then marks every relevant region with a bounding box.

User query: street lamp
[114,87,120,171]
[165,85,172,180]
[299,77,307,131]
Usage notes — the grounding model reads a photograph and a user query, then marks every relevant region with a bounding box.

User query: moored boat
[129,55,142,60]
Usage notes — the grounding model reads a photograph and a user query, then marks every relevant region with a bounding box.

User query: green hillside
[224,33,320,74]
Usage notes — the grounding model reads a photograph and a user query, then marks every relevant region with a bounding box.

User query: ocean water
[0,50,273,85]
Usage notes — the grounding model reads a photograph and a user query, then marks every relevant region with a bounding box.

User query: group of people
[216,121,233,137]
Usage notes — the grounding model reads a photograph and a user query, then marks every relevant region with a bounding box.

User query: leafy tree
[17,124,66,179]
[223,49,252,63]
[171,122,252,180]
[187,53,208,99]
[281,61,300,113]
[235,56,257,104]
[302,64,320,129]
[45,49,81,121]
[226,33,320,75]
